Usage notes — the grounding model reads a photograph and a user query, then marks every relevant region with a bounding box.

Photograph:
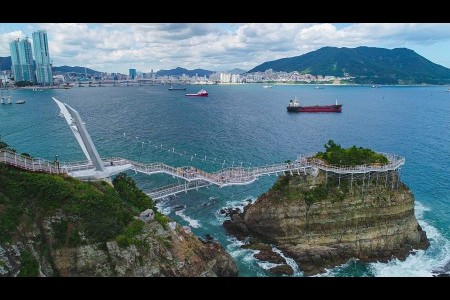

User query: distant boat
[315,86,324,89]
[287,96,342,113]
[168,85,186,91]
[16,100,25,104]
[372,85,380,88]
[262,85,272,88]
[185,89,208,97]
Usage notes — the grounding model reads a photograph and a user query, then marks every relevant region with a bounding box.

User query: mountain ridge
[248,46,450,84]
[156,67,214,77]
[53,65,101,74]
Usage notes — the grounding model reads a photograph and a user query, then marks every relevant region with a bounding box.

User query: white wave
[257,260,282,270]
[370,201,450,277]
[272,246,303,276]
[174,209,201,228]
[316,259,364,277]
[414,201,430,220]
[225,236,269,275]
[155,201,172,215]
[215,195,256,223]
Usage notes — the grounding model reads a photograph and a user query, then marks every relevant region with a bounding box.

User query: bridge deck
[1,149,405,200]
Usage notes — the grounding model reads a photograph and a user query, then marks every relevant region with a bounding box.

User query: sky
[1,23,450,73]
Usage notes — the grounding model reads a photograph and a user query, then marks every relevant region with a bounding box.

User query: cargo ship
[287,97,342,113]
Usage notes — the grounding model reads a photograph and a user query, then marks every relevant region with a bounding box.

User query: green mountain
[156,67,214,77]
[248,46,450,84]
[53,65,101,74]
[227,68,247,75]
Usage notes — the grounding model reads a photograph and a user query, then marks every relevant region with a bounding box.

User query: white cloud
[1,23,450,73]
[0,31,26,56]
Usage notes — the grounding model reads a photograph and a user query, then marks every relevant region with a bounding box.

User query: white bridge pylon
[53,97,133,179]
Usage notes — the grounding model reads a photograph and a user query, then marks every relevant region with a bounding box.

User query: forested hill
[248,46,450,84]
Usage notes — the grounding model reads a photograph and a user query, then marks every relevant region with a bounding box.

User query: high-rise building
[32,30,53,85]
[129,68,136,80]
[9,37,36,83]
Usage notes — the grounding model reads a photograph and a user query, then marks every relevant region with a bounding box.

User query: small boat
[315,86,324,89]
[168,85,186,91]
[287,96,342,113]
[16,100,26,104]
[262,85,272,88]
[186,89,208,97]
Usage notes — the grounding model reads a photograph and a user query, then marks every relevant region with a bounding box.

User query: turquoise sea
[1,84,449,276]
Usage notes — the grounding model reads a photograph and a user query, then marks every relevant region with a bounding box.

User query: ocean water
[1,84,449,276]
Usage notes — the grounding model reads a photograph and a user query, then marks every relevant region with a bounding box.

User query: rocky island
[224,141,429,275]
[0,162,237,277]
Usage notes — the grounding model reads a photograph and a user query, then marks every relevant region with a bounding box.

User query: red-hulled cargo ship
[287,97,342,113]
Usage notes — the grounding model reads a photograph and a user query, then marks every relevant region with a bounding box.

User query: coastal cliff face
[224,172,429,275]
[0,165,237,277]
[0,218,237,277]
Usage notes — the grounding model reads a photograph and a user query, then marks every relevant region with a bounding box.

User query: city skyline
[1,23,450,74]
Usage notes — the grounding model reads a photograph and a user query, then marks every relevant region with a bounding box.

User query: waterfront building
[9,38,36,83]
[32,30,53,85]
[129,68,136,80]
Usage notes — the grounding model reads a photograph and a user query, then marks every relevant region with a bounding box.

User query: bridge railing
[296,152,404,174]
[1,149,64,174]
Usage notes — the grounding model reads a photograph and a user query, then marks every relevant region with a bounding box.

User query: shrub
[113,173,155,211]
[18,251,40,277]
[315,140,388,166]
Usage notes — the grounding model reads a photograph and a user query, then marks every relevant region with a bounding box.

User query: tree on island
[315,140,388,166]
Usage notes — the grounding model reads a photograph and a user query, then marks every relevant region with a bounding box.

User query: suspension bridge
[0,97,405,200]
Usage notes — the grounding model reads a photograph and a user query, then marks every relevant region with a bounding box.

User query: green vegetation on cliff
[0,163,160,246]
[315,140,388,166]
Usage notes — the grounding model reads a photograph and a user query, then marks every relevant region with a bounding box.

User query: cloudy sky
[1,23,450,73]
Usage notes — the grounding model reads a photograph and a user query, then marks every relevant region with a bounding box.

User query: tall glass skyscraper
[9,37,36,83]
[32,30,53,85]
[129,69,136,80]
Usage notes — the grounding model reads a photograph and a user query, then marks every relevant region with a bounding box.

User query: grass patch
[303,184,329,206]
[18,251,39,277]
[115,219,145,248]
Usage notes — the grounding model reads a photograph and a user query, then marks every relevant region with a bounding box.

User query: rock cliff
[224,171,429,275]
[0,165,237,277]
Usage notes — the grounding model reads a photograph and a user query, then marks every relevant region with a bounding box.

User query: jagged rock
[139,209,154,223]
[4,221,239,277]
[254,250,286,264]
[223,211,250,240]
[224,172,429,276]
[269,264,294,276]
[219,207,241,217]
